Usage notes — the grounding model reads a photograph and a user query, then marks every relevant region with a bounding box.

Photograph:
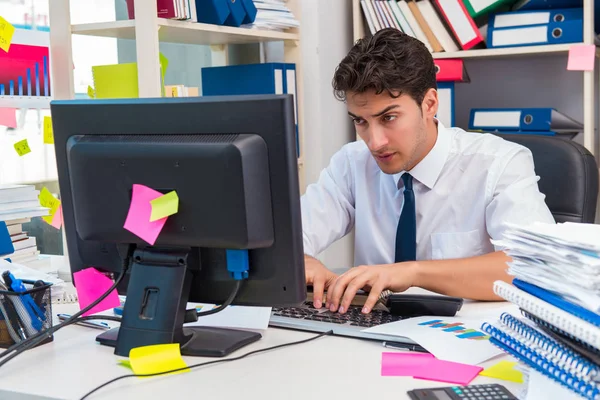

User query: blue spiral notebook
[482,313,600,399]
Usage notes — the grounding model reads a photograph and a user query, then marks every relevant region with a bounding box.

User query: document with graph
[363,316,504,365]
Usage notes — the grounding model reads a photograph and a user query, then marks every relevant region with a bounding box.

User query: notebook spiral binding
[482,319,600,400]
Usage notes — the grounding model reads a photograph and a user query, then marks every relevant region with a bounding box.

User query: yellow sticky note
[91,63,139,99]
[0,16,16,53]
[43,116,54,144]
[129,343,189,376]
[149,191,179,222]
[87,85,95,99]
[39,187,61,224]
[118,359,132,370]
[479,361,523,383]
[13,139,31,156]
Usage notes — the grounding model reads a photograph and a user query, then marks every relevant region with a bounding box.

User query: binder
[240,0,257,24]
[361,1,377,34]
[0,222,14,257]
[388,0,416,37]
[416,0,459,52]
[224,0,247,27]
[195,0,230,25]
[512,0,582,11]
[365,0,383,31]
[398,0,434,51]
[493,280,600,352]
[433,0,484,50]
[488,19,583,48]
[463,0,515,19]
[434,59,469,82]
[436,82,454,127]
[468,108,583,132]
[482,313,600,399]
[407,0,444,52]
[284,64,300,157]
[490,8,583,29]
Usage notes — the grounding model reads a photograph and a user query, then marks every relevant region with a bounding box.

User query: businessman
[301,28,555,314]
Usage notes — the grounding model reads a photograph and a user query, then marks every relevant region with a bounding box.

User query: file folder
[240,0,257,24]
[512,0,581,11]
[434,59,469,82]
[436,82,454,128]
[224,0,247,27]
[490,8,583,29]
[433,0,484,50]
[488,19,583,48]
[284,64,300,158]
[468,108,583,132]
[463,0,515,19]
[195,0,230,25]
[0,222,14,257]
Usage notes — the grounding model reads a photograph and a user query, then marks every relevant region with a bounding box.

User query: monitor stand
[96,247,261,357]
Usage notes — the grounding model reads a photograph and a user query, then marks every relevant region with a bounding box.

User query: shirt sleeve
[301,146,355,257]
[486,146,556,247]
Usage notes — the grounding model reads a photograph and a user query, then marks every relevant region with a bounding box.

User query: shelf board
[432,43,583,60]
[0,96,51,109]
[71,19,299,46]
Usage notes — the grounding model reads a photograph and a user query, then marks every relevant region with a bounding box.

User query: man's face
[347,89,437,175]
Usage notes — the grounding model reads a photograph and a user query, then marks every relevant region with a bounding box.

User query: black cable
[0,252,132,367]
[79,329,333,400]
[195,280,242,317]
[76,315,122,323]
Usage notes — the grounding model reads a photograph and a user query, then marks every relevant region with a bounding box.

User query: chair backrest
[496,134,599,224]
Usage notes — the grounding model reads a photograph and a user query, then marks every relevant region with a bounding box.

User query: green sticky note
[159,52,168,96]
[92,63,139,99]
[149,191,179,222]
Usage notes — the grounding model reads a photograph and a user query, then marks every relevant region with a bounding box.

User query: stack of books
[484,222,600,399]
[0,185,49,263]
[243,0,300,31]
[360,0,584,53]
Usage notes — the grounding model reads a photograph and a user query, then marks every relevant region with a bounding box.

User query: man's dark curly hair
[333,28,437,106]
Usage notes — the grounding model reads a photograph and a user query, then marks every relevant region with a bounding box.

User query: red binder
[434,59,469,82]
[433,0,483,50]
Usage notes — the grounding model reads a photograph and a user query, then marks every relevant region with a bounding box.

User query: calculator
[407,384,517,400]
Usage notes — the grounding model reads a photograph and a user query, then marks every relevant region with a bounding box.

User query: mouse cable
[79,329,333,400]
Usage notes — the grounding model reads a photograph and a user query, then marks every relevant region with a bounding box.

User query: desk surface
[0,299,522,400]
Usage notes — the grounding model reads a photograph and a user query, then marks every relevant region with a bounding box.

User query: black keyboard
[272,301,403,328]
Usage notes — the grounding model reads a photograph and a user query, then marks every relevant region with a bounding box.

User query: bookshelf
[47,0,306,192]
[352,0,598,160]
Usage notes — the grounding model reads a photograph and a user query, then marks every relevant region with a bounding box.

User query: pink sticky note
[51,204,63,229]
[381,352,435,376]
[567,44,596,71]
[0,108,17,128]
[123,184,168,245]
[414,359,483,385]
[73,267,121,317]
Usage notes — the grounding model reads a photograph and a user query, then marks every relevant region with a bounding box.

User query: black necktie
[395,173,416,263]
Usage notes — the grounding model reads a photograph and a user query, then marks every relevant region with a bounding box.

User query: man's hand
[304,255,338,309]
[326,263,417,314]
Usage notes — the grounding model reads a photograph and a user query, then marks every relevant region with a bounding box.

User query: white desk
[0,300,523,400]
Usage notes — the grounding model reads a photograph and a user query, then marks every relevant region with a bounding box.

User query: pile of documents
[243,0,300,31]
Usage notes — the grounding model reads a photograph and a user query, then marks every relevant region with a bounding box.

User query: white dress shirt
[301,121,555,266]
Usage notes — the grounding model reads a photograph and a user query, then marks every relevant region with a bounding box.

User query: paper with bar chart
[364,316,503,365]
[0,27,51,108]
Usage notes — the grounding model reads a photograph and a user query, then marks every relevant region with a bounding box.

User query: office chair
[497,134,599,224]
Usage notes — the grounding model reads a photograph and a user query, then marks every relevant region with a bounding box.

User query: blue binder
[283,64,300,157]
[224,0,247,27]
[0,222,14,257]
[195,0,230,25]
[512,0,582,10]
[435,82,454,127]
[488,19,583,48]
[240,0,257,24]
[468,108,583,132]
[489,8,582,29]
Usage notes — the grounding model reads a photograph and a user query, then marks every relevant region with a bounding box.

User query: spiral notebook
[493,281,600,352]
[482,313,600,399]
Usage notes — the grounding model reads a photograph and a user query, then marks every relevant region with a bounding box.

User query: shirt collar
[393,120,451,190]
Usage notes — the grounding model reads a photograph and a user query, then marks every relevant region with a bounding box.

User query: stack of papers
[493,222,600,313]
[243,0,300,31]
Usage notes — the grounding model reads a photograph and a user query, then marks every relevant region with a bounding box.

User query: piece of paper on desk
[381,352,434,376]
[186,302,272,330]
[0,16,16,53]
[123,184,168,245]
[0,259,66,299]
[567,44,595,72]
[73,267,120,317]
[0,108,17,128]
[480,360,523,383]
[150,191,178,222]
[13,139,31,156]
[364,316,503,365]
[129,343,189,376]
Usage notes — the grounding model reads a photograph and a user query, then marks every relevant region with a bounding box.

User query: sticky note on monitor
[129,343,189,376]
[73,267,121,317]
[13,139,31,156]
[39,187,61,224]
[567,44,596,71]
[123,184,168,245]
[150,191,178,222]
[43,116,54,144]
[0,16,16,53]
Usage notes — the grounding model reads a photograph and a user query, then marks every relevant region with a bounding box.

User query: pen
[382,341,429,353]
[57,314,111,330]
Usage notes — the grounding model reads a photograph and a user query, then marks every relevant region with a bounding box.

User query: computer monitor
[50,95,306,357]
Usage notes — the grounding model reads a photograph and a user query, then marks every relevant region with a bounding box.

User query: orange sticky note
[129,343,189,376]
[73,267,121,316]
[567,44,596,71]
[0,16,16,53]
[13,139,31,156]
[0,108,16,128]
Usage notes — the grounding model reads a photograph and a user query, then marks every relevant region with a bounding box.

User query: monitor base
[97,326,261,357]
